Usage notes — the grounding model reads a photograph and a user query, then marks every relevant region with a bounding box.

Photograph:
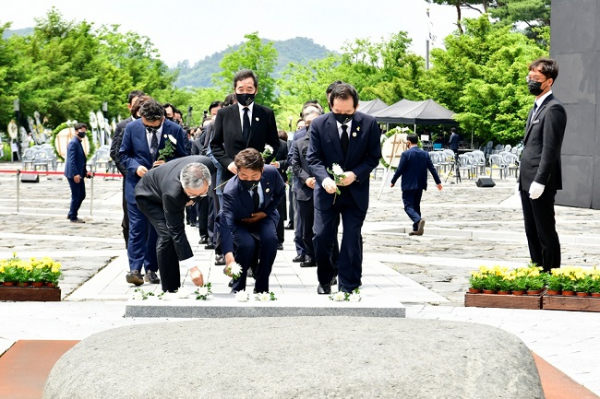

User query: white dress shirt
[238,102,254,129]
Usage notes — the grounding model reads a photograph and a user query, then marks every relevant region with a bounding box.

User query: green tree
[421,15,546,144]
[214,32,278,108]
[425,1,487,34]
[489,0,551,43]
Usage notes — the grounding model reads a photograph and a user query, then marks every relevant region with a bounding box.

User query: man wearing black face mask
[219,148,285,294]
[210,69,280,182]
[518,58,567,272]
[307,83,382,295]
[64,123,91,223]
[120,99,190,286]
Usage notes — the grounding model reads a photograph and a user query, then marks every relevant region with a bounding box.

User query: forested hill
[2,28,34,39]
[173,37,332,88]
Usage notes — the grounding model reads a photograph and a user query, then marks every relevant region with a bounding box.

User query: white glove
[529,182,545,200]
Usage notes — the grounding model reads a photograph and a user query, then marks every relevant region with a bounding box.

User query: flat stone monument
[43,317,544,399]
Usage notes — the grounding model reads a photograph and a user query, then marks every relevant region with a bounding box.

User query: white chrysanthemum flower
[264,144,273,153]
[229,263,242,279]
[257,292,271,302]
[168,134,177,144]
[236,290,250,302]
[198,286,209,296]
[132,292,144,301]
[332,291,346,301]
[348,293,362,302]
[332,164,345,176]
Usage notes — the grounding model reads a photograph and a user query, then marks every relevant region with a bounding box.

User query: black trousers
[520,188,561,271]
[297,197,315,258]
[121,177,129,249]
[198,196,209,238]
[136,197,182,292]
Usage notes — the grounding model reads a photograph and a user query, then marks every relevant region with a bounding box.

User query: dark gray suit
[135,155,214,292]
[518,93,567,271]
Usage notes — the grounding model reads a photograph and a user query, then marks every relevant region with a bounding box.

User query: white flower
[177,289,189,299]
[228,262,242,279]
[132,291,144,301]
[236,290,250,302]
[332,291,346,301]
[198,286,209,297]
[332,164,345,176]
[264,144,273,153]
[257,292,271,302]
[348,293,362,302]
[168,134,177,145]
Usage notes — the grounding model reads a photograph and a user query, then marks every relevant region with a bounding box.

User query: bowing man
[119,99,189,287]
[135,156,214,292]
[220,148,285,293]
[307,83,382,294]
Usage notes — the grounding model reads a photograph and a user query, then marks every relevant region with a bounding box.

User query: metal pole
[90,174,94,216]
[16,170,20,213]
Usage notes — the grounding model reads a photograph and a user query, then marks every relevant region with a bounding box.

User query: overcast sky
[3,0,482,67]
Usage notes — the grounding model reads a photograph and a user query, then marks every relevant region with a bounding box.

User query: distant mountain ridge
[2,27,34,39]
[173,37,333,88]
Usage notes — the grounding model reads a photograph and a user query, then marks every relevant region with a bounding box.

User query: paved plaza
[1,161,600,395]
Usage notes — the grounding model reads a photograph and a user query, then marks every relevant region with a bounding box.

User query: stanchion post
[16,169,20,213]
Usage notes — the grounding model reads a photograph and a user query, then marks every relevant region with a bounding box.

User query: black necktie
[252,185,260,212]
[149,129,158,156]
[531,103,538,122]
[243,108,251,144]
[341,124,349,156]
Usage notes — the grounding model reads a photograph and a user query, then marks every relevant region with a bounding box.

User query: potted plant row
[468,264,545,296]
[544,266,600,297]
[0,253,62,301]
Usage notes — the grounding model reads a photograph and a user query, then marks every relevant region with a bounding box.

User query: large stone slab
[43,318,544,399]
[124,293,406,318]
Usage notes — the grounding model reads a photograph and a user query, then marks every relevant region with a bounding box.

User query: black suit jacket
[135,155,215,261]
[191,137,204,155]
[274,138,289,182]
[210,103,280,179]
[291,135,313,201]
[110,116,133,175]
[518,93,567,192]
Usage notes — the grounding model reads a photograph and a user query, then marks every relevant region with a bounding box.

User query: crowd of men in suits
[67,57,565,295]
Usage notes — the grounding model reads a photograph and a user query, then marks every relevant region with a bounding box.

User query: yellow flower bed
[0,253,62,285]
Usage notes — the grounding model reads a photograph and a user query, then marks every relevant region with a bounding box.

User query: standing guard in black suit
[135,156,214,292]
[518,58,567,272]
[272,130,289,250]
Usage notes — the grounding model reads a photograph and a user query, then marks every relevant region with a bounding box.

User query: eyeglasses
[526,76,547,84]
[189,193,208,199]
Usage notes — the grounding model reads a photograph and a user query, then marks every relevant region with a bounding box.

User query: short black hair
[173,108,183,117]
[163,103,175,111]
[74,122,88,131]
[234,148,264,172]
[450,127,457,133]
[326,80,344,95]
[233,69,258,89]
[529,58,559,82]
[209,101,223,113]
[223,93,237,107]
[407,134,418,144]
[328,83,359,108]
[127,90,145,105]
[140,99,165,121]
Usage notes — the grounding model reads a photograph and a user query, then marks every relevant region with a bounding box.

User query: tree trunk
[456,2,464,34]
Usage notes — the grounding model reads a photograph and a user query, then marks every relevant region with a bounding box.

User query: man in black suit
[220,149,285,293]
[271,130,289,250]
[518,58,567,272]
[210,69,280,182]
[307,83,382,294]
[135,156,214,292]
[110,90,145,247]
[390,134,442,236]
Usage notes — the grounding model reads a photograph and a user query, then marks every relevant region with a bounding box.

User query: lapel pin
[352,132,357,137]
[163,134,167,138]
[266,188,270,193]
[357,126,360,131]
[255,117,260,122]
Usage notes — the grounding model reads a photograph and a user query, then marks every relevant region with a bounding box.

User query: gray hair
[303,105,322,121]
[180,162,211,190]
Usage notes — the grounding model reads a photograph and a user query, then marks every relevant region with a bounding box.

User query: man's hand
[529,182,545,200]
[136,165,148,177]
[322,177,338,194]
[224,252,235,266]
[227,162,238,175]
[306,177,316,189]
[152,160,165,168]
[190,266,204,287]
[270,161,280,168]
[241,212,267,224]
[436,183,443,191]
[390,183,395,188]
[338,171,356,186]
[73,175,81,183]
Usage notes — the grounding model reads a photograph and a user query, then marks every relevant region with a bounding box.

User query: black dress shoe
[144,270,160,284]
[199,237,208,244]
[214,255,225,266]
[228,279,234,288]
[204,243,215,250]
[292,254,305,263]
[126,270,144,286]
[330,277,338,285]
[285,223,294,230]
[300,258,316,267]
[277,243,284,250]
[317,284,331,295]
